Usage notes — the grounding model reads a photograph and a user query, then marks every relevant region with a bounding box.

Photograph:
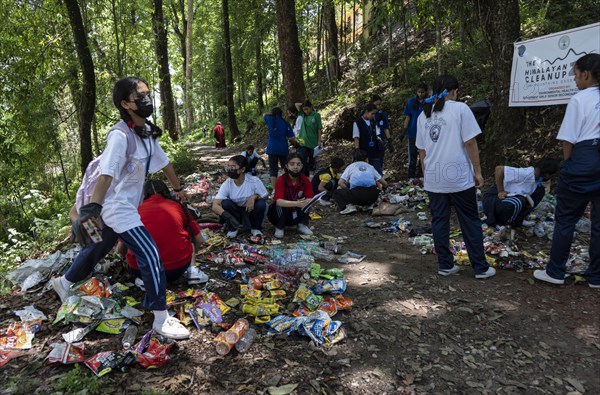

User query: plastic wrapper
[48,342,85,364]
[53,295,81,324]
[199,303,223,323]
[189,306,211,329]
[310,279,347,295]
[317,298,338,317]
[298,311,346,347]
[176,304,193,326]
[304,293,323,311]
[85,351,136,376]
[266,315,304,335]
[8,248,77,291]
[0,322,35,350]
[95,319,127,334]
[269,290,286,300]
[334,295,353,311]
[136,336,175,368]
[337,251,366,264]
[293,284,312,303]
[62,321,100,343]
[78,277,111,298]
[0,351,23,368]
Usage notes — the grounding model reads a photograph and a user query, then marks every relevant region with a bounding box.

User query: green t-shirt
[299,111,322,149]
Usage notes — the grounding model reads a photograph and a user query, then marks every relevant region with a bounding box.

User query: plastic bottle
[214,332,233,355]
[320,241,341,254]
[225,318,249,344]
[235,328,257,353]
[122,325,138,350]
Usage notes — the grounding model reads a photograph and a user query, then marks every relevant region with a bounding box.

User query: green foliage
[159,134,198,175]
[52,364,105,395]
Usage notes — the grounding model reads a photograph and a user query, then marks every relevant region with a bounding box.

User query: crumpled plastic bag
[8,247,79,291]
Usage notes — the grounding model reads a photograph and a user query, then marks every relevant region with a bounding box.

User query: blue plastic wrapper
[199,302,222,323]
[266,315,305,335]
[222,268,237,280]
[310,279,346,295]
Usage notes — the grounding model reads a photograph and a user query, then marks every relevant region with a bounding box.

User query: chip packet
[48,342,85,364]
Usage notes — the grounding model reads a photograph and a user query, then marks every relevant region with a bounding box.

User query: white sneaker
[319,199,333,206]
[186,266,209,284]
[153,316,190,340]
[251,229,262,237]
[589,283,600,289]
[50,277,68,303]
[226,230,238,238]
[438,265,459,276]
[475,267,497,279]
[364,203,375,211]
[340,204,357,215]
[274,228,284,238]
[297,224,313,236]
[533,269,564,285]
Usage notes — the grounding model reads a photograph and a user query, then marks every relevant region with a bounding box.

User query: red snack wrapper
[318,297,338,317]
[48,342,85,364]
[78,278,110,298]
[335,294,353,311]
[136,337,175,369]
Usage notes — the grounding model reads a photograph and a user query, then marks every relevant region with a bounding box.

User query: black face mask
[227,170,240,179]
[288,170,301,178]
[134,95,153,118]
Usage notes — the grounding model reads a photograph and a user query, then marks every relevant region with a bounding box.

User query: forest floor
[0,143,598,395]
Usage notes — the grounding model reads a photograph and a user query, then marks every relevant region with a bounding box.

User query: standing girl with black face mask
[51,76,190,340]
[267,153,315,238]
[212,155,269,238]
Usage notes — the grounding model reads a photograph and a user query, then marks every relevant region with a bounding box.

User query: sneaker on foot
[475,267,497,279]
[319,198,333,206]
[364,203,375,211]
[589,283,600,289]
[297,224,313,236]
[186,266,209,284]
[274,228,284,238]
[153,316,190,340]
[50,277,68,303]
[251,229,262,237]
[533,269,564,285]
[438,265,459,276]
[340,204,357,215]
[226,230,238,238]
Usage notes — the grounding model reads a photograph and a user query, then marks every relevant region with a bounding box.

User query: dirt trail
[0,143,598,395]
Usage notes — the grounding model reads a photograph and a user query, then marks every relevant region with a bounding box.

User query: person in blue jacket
[264,107,297,191]
[403,83,428,180]
[371,94,393,172]
[534,54,600,288]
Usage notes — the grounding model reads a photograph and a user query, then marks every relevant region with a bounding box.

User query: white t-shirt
[556,87,600,144]
[503,166,537,196]
[416,101,481,193]
[241,151,261,161]
[215,174,268,206]
[340,161,381,189]
[99,126,169,234]
[293,115,303,137]
[352,119,381,139]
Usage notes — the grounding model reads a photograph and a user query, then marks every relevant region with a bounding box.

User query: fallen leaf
[267,383,299,395]
[565,377,585,393]
[283,358,299,367]
[403,373,414,385]
[527,278,535,285]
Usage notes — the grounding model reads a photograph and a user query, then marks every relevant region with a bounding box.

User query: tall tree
[254,6,265,113]
[185,0,194,132]
[63,0,96,177]
[475,0,525,162]
[153,0,178,140]
[323,0,341,83]
[222,0,240,139]
[275,0,307,106]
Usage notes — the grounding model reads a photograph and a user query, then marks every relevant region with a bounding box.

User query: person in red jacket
[118,180,204,281]
[267,153,315,238]
[213,122,226,148]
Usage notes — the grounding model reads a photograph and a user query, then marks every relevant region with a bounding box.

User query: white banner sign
[509,22,600,107]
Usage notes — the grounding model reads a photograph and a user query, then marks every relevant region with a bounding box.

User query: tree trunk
[323,0,341,82]
[275,0,307,107]
[352,0,356,44]
[315,3,322,77]
[222,0,240,139]
[255,15,264,113]
[110,0,123,77]
[475,0,525,165]
[401,5,409,84]
[185,0,194,132]
[387,11,392,68]
[63,0,96,177]
[153,0,178,140]
[434,0,443,75]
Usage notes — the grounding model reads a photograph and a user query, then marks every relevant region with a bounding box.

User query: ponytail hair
[423,75,459,118]
[574,53,600,92]
[271,107,283,119]
[143,179,171,200]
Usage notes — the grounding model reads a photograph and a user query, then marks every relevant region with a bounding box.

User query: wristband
[173,187,183,192]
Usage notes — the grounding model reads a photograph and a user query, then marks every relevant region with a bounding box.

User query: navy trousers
[428,187,489,275]
[221,198,267,231]
[408,138,422,178]
[297,146,315,176]
[65,224,167,310]
[267,204,309,229]
[546,184,600,285]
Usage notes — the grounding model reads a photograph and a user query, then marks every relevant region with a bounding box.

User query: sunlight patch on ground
[385,297,449,319]
[573,324,600,342]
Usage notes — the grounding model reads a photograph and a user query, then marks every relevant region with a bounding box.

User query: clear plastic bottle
[320,241,341,254]
[225,318,249,344]
[214,332,233,355]
[122,325,138,350]
[311,247,334,261]
[235,328,257,353]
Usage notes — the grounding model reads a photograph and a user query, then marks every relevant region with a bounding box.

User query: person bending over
[332,150,386,215]
[483,158,559,227]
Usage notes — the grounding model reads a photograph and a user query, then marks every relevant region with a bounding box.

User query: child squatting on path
[51,76,191,339]
[416,74,496,279]
[534,53,600,288]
